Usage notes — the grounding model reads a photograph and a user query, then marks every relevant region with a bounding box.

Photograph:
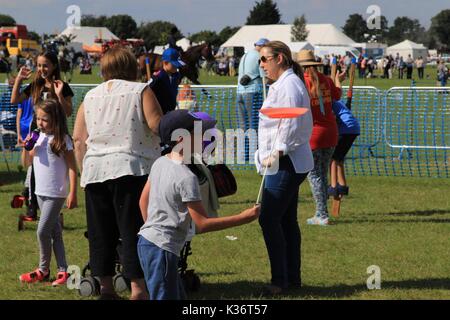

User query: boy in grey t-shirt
[137,110,260,300]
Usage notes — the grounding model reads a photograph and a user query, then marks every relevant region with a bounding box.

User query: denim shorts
[137,236,186,300]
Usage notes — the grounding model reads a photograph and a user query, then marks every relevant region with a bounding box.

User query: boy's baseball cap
[162,48,186,68]
[254,38,270,47]
[159,109,217,148]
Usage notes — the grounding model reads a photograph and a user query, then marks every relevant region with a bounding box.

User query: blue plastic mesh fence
[1,83,449,178]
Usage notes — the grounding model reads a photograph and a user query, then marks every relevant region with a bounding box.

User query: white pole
[256,118,282,204]
[262,76,267,100]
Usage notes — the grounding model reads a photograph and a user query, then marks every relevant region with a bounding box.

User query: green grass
[1,163,449,300]
[1,64,445,89]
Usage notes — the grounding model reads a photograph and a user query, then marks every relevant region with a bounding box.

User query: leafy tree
[342,13,368,42]
[0,14,16,27]
[190,30,221,47]
[105,14,137,39]
[387,16,426,45]
[430,9,450,51]
[291,14,308,41]
[218,26,240,45]
[137,21,182,50]
[27,31,41,43]
[246,0,281,25]
[81,14,108,27]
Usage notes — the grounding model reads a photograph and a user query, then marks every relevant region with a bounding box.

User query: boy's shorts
[137,236,186,300]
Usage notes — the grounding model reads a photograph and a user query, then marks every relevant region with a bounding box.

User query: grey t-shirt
[138,155,201,256]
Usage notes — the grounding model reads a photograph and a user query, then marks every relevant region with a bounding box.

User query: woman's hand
[261,151,283,168]
[53,80,64,98]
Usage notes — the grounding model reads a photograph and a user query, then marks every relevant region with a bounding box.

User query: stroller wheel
[182,270,201,292]
[79,276,100,297]
[113,273,128,293]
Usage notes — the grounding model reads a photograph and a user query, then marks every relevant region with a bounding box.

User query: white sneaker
[306,216,329,226]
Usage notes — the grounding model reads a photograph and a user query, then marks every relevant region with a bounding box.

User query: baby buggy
[78,232,130,297]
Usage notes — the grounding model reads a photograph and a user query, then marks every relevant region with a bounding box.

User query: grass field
[0,64,446,89]
[0,60,449,300]
[0,162,449,300]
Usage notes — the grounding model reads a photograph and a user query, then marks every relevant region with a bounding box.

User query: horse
[137,43,214,85]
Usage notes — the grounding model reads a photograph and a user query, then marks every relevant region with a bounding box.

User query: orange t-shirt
[303,72,340,150]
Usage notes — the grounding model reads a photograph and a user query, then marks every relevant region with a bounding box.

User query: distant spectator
[322,55,330,75]
[405,54,414,79]
[437,60,448,87]
[415,56,425,80]
[397,57,405,79]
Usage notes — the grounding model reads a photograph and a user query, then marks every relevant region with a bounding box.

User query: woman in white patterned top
[73,47,163,300]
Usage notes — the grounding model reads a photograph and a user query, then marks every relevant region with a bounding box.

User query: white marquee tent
[386,40,428,60]
[59,26,119,52]
[221,24,356,53]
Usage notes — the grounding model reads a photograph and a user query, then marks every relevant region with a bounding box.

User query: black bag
[238,53,253,86]
[239,74,252,86]
[207,164,237,198]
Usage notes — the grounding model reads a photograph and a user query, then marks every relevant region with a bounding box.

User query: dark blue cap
[162,48,186,68]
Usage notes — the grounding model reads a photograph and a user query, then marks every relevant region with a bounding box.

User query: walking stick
[346,57,356,110]
[145,57,151,82]
[255,107,309,205]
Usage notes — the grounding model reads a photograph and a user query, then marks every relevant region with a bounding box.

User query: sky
[0,0,448,36]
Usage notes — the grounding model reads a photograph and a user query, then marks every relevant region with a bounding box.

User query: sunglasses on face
[258,55,275,64]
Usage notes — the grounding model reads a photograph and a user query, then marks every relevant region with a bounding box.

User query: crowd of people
[317,52,448,84]
[3,34,447,301]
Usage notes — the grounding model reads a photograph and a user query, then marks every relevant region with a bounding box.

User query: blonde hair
[303,66,321,99]
[100,46,138,81]
[261,41,304,82]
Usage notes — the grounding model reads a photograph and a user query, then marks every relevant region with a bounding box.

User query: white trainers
[306,216,329,226]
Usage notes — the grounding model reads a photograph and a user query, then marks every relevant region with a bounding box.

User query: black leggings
[332,134,359,162]
[85,175,147,279]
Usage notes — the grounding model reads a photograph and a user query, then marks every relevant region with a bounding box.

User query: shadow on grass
[0,169,25,186]
[337,218,450,224]
[188,278,450,299]
[221,199,309,205]
[386,209,450,216]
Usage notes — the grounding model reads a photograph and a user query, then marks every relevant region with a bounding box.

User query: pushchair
[78,232,130,297]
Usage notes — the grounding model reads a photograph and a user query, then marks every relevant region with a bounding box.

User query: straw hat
[297,50,323,66]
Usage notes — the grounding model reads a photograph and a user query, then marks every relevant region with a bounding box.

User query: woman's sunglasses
[258,55,275,64]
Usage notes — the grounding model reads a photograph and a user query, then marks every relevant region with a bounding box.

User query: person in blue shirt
[237,38,269,132]
[237,38,269,161]
[328,100,360,197]
[149,48,184,114]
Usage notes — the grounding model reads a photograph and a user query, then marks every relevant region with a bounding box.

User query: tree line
[0,0,448,51]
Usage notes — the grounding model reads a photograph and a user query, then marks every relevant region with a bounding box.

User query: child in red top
[304,71,340,151]
[297,50,345,226]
